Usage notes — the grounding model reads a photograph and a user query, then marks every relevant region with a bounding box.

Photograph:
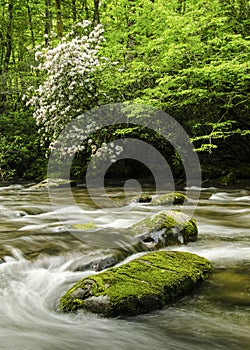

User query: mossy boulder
[151,192,187,206]
[60,250,212,317]
[131,210,198,248]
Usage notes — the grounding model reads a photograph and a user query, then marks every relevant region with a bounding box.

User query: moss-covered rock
[60,250,212,317]
[66,211,198,273]
[131,210,198,248]
[151,192,187,206]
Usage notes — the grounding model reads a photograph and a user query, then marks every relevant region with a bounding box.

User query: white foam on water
[185,186,217,191]
[234,195,250,201]
[0,204,25,218]
[209,192,250,202]
[0,183,249,350]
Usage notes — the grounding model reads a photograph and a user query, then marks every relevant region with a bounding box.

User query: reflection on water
[0,183,249,350]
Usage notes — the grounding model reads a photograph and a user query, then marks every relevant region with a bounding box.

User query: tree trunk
[72,0,77,22]
[83,0,89,20]
[55,0,63,38]
[126,0,136,61]
[0,26,4,76]
[93,0,100,25]
[4,0,14,74]
[0,0,13,112]
[45,0,52,46]
[26,1,35,51]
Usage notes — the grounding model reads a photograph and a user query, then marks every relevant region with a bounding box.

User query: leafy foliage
[0,0,249,180]
[0,110,46,180]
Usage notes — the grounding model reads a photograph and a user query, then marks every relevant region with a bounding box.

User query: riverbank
[1,160,250,190]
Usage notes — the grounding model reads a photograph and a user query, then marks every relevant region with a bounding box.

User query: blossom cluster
[26,21,105,147]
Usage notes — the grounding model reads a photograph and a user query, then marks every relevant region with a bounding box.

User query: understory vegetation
[0,0,249,182]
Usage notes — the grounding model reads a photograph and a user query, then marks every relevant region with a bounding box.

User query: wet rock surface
[60,250,212,317]
[131,210,198,247]
[71,210,198,272]
[151,192,187,206]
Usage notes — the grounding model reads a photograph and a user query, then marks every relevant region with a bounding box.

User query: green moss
[131,211,176,233]
[72,222,97,230]
[180,219,198,243]
[151,192,187,206]
[60,251,212,317]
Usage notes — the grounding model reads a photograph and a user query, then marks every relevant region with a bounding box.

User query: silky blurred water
[0,183,249,350]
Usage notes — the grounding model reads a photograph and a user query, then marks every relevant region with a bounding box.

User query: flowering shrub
[26,21,106,148]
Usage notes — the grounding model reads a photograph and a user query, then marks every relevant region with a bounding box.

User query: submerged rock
[72,222,97,230]
[70,211,198,273]
[137,194,152,203]
[131,210,198,248]
[29,178,77,189]
[135,192,187,205]
[151,192,187,206]
[60,250,212,317]
[207,270,250,306]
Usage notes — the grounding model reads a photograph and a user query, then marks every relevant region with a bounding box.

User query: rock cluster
[59,192,212,317]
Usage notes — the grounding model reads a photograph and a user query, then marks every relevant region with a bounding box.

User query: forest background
[0,0,249,184]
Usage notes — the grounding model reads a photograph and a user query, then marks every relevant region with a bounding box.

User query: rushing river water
[0,182,249,350]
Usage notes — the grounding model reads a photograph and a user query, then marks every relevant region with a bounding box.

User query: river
[0,183,249,350]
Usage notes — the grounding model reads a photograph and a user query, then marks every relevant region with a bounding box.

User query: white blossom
[25,21,108,153]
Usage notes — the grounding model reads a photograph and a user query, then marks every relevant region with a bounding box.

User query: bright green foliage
[99,0,250,155]
[0,0,249,180]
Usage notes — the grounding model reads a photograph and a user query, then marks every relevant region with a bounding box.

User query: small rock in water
[131,210,198,248]
[60,251,212,317]
[151,192,187,206]
[137,194,152,203]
